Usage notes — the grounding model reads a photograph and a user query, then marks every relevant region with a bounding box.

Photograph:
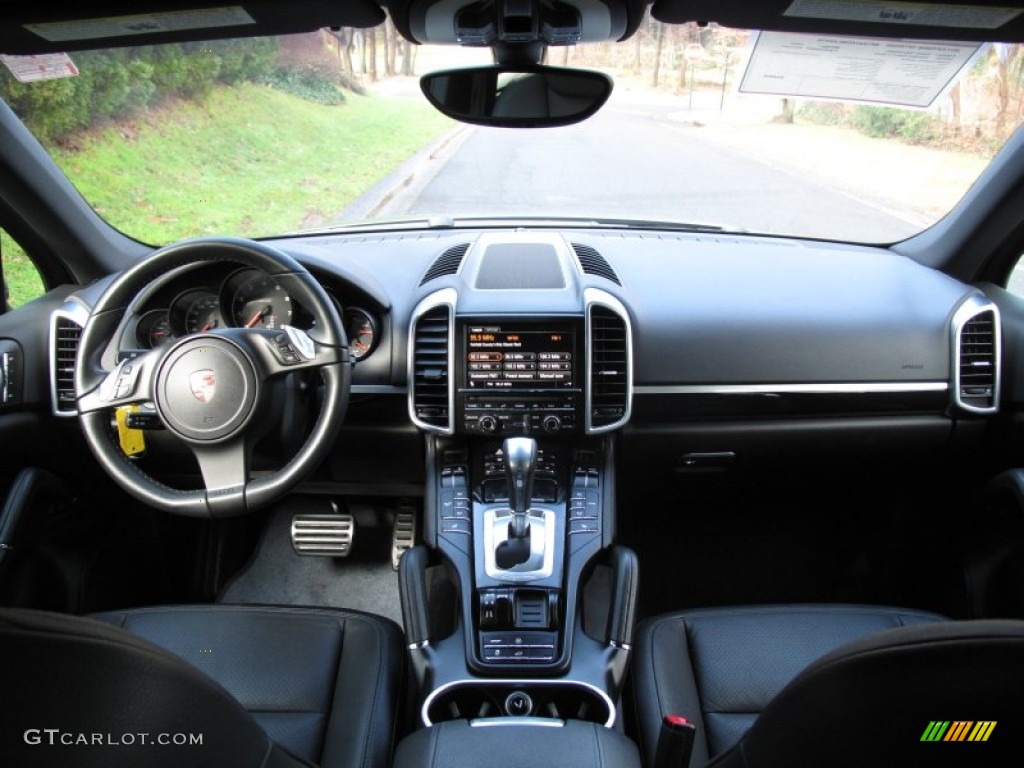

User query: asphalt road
[396,104,921,243]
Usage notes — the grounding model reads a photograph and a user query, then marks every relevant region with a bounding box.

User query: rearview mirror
[420,65,613,128]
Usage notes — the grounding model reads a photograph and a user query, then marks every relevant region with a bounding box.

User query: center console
[399,243,637,764]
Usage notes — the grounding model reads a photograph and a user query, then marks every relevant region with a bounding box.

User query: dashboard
[33,225,1002,472]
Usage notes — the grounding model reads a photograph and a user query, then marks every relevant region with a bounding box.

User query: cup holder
[423,680,614,726]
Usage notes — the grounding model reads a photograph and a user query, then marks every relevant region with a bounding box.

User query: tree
[652,22,664,88]
[367,26,378,81]
[401,39,415,76]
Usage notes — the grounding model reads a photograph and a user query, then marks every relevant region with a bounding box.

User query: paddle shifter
[495,436,537,569]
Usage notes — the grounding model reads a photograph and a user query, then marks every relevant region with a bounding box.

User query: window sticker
[739,31,982,108]
[0,53,78,83]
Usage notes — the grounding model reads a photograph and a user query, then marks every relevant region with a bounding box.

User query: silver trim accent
[407,640,430,651]
[421,678,616,727]
[407,288,457,434]
[635,382,949,395]
[951,294,1001,415]
[584,288,633,434]
[470,718,565,728]
[49,302,90,418]
[483,507,556,582]
[610,641,632,652]
[290,511,354,557]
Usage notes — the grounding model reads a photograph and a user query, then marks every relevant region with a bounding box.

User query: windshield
[1,22,1017,244]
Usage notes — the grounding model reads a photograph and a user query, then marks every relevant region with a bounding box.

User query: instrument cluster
[131,266,379,362]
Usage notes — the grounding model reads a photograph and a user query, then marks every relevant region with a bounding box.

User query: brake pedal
[392,504,417,570]
[291,508,354,557]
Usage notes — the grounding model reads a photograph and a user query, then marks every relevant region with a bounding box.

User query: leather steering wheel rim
[75,237,350,517]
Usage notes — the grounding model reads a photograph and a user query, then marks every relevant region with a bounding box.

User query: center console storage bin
[394,719,641,768]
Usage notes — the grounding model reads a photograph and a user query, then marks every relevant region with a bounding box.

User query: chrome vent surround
[572,243,621,285]
[408,290,456,433]
[50,307,87,417]
[585,289,632,433]
[953,297,1000,414]
[420,243,470,285]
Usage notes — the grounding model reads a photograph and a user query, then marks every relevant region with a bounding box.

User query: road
[388,101,922,243]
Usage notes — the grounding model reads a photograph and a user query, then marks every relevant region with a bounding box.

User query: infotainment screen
[465,325,574,389]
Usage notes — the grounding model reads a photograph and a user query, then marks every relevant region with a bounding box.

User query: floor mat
[218,497,405,627]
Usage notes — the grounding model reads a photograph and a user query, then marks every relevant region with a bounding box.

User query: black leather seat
[0,604,403,768]
[632,604,949,766]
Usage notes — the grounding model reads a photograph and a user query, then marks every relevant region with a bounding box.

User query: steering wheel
[74,237,350,517]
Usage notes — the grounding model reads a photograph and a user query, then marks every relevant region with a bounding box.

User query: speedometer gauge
[184,294,223,334]
[231,272,292,330]
[345,307,377,361]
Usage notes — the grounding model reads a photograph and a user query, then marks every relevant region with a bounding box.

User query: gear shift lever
[495,436,537,569]
[505,436,537,537]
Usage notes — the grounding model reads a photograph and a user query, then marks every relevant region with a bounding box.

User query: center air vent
[409,296,454,433]
[954,301,1000,414]
[420,243,470,285]
[51,313,84,416]
[586,293,631,432]
[572,243,621,285]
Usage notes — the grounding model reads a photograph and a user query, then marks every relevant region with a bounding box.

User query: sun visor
[651,0,1024,43]
[387,0,648,45]
[0,2,387,55]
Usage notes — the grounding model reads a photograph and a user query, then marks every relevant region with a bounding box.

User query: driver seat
[0,604,403,768]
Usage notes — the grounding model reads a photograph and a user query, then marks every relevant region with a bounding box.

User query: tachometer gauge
[231,272,293,330]
[136,309,173,348]
[345,307,377,361]
[184,293,223,334]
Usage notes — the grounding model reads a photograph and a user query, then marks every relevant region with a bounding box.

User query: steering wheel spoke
[192,440,249,493]
[77,349,162,414]
[236,325,341,376]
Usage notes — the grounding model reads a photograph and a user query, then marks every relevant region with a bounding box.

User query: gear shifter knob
[504,436,537,537]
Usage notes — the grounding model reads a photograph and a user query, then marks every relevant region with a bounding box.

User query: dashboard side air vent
[953,299,1000,414]
[572,243,621,285]
[586,290,632,433]
[409,292,455,433]
[420,243,470,285]
[50,311,85,417]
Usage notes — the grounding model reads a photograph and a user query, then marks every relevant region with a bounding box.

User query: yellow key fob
[115,405,146,457]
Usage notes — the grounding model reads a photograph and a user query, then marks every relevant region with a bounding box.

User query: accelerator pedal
[291,504,354,557]
[392,503,417,570]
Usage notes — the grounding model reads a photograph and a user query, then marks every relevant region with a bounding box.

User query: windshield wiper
[289,215,740,236]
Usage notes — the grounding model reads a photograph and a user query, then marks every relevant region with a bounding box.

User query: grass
[50,82,453,242]
[2,231,45,309]
[2,81,451,308]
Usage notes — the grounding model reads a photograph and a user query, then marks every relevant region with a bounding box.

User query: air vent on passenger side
[51,314,83,416]
[420,243,470,285]
[954,302,1000,414]
[572,243,621,285]
[587,293,632,432]
[409,299,454,433]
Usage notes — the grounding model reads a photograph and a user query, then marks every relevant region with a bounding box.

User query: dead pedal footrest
[291,512,355,557]
[392,505,417,570]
